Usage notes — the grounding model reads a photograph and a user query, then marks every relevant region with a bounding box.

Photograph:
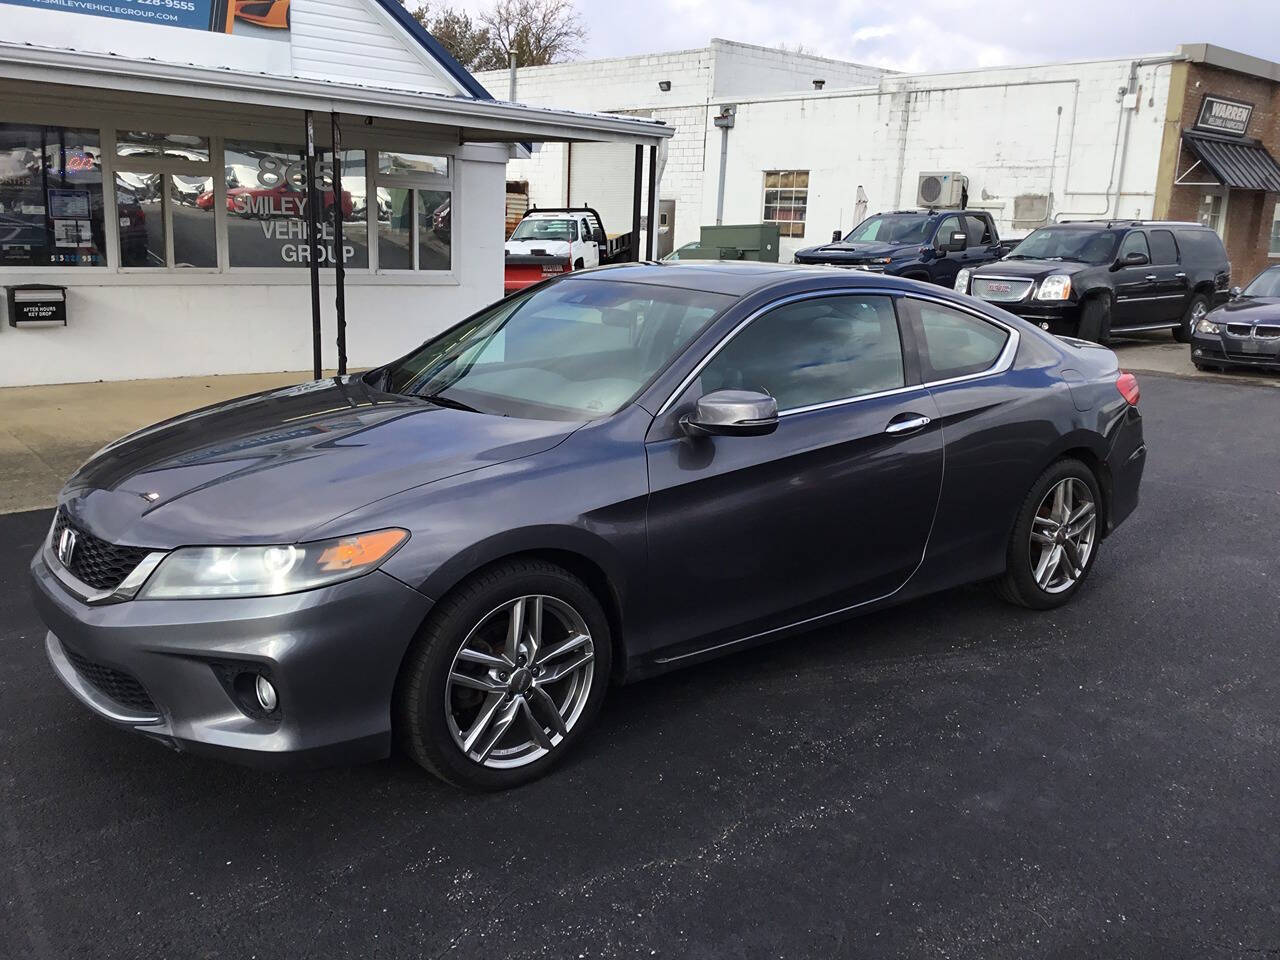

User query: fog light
[255,675,278,712]
[1040,322,1050,330]
[1193,348,1203,357]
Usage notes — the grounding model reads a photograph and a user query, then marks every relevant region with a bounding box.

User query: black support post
[630,143,643,262]
[330,112,347,377]
[646,144,658,261]
[304,111,323,380]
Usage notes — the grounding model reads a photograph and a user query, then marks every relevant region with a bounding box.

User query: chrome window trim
[42,516,166,605]
[655,286,1020,417]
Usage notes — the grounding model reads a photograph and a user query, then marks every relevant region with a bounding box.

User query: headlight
[1194,315,1223,335]
[1037,275,1072,301]
[869,257,892,265]
[138,528,409,599]
[955,268,971,293]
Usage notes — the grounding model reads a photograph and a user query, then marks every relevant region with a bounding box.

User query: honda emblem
[57,527,78,567]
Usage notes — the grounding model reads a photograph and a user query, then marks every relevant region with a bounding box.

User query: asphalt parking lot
[2,372,1278,959]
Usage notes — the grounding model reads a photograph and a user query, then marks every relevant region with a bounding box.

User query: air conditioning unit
[917,172,967,208]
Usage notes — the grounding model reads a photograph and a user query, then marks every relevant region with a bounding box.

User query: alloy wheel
[444,595,595,769]
[1028,478,1097,594]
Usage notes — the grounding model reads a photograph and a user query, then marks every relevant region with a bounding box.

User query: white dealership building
[0,0,670,387]
[480,40,1280,270]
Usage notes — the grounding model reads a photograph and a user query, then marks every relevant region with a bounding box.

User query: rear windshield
[1007,227,1118,264]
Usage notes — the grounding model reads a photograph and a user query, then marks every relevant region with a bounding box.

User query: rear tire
[1174,293,1209,343]
[995,459,1102,610]
[1077,296,1112,345]
[396,559,612,790]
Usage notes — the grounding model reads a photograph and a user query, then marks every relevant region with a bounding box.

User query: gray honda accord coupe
[30,263,1146,789]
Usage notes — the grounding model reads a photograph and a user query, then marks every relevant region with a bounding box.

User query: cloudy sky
[460,0,1276,72]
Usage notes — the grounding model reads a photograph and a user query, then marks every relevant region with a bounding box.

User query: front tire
[396,559,612,790]
[1174,293,1209,344]
[1077,296,1112,345]
[995,459,1102,610]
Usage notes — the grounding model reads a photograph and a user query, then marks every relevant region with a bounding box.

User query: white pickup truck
[503,207,632,294]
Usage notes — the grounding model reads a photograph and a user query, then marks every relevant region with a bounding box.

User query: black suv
[961,220,1230,344]
[794,210,1007,288]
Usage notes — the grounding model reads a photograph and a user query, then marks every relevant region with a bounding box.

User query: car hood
[62,377,582,549]
[973,259,1095,280]
[1210,296,1280,321]
[505,239,570,258]
[795,241,911,261]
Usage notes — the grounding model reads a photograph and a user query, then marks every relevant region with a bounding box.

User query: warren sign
[0,0,290,36]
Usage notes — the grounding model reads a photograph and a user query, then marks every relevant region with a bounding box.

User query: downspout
[715,124,729,225]
[892,88,912,208]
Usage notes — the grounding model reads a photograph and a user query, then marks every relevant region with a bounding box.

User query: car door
[963,214,997,268]
[931,215,966,287]
[1111,230,1157,327]
[580,216,600,267]
[1146,228,1188,323]
[642,292,944,658]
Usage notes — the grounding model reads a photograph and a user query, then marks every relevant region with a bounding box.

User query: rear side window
[1149,229,1179,265]
[695,295,905,411]
[1118,231,1150,261]
[1175,228,1228,264]
[908,300,1009,381]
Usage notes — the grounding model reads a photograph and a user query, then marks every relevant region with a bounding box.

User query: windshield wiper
[420,392,482,413]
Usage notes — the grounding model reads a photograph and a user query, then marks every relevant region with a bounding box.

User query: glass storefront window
[117,132,211,163]
[115,172,164,267]
[378,152,448,178]
[170,175,216,267]
[224,140,368,268]
[378,187,450,271]
[0,123,106,267]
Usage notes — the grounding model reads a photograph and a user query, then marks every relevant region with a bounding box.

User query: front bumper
[976,299,1080,334]
[1191,331,1280,370]
[30,551,432,769]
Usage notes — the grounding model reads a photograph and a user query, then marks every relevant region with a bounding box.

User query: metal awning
[1183,132,1280,193]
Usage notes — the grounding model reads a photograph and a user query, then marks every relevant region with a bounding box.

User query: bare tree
[478,0,586,68]
[398,0,585,71]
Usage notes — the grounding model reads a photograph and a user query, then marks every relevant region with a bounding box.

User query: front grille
[1226,323,1253,337]
[52,509,152,592]
[63,646,158,714]
[1256,325,1280,339]
[972,277,1034,302]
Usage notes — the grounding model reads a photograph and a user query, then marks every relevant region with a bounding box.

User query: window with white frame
[374,151,452,272]
[0,123,107,267]
[1270,201,1280,257]
[114,131,216,269]
[763,170,809,238]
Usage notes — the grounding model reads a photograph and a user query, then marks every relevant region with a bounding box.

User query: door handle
[885,414,931,434]
[1144,274,1157,282]
[1175,272,1186,278]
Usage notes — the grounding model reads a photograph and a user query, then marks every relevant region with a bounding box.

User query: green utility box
[683,223,780,262]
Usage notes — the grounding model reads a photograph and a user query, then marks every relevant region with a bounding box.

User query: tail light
[1116,371,1140,406]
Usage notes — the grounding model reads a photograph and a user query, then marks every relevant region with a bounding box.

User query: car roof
[572,261,937,298]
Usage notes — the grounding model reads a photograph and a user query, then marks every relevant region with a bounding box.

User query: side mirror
[832,229,843,242]
[681,390,778,437]
[1121,251,1150,267]
[944,231,967,253]
[1229,285,1242,300]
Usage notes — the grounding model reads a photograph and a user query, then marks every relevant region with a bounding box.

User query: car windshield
[511,218,576,242]
[1008,227,1117,264]
[373,278,732,420]
[1242,268,1280,298]
[843,214,931,244]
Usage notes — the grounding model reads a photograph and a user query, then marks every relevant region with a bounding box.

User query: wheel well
[574,258,585,270]
[1056,447,1111,534]
[418,549,627,684]
[1191,281,1215,299]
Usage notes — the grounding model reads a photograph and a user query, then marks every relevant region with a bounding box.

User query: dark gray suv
[31,263,1146,789]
